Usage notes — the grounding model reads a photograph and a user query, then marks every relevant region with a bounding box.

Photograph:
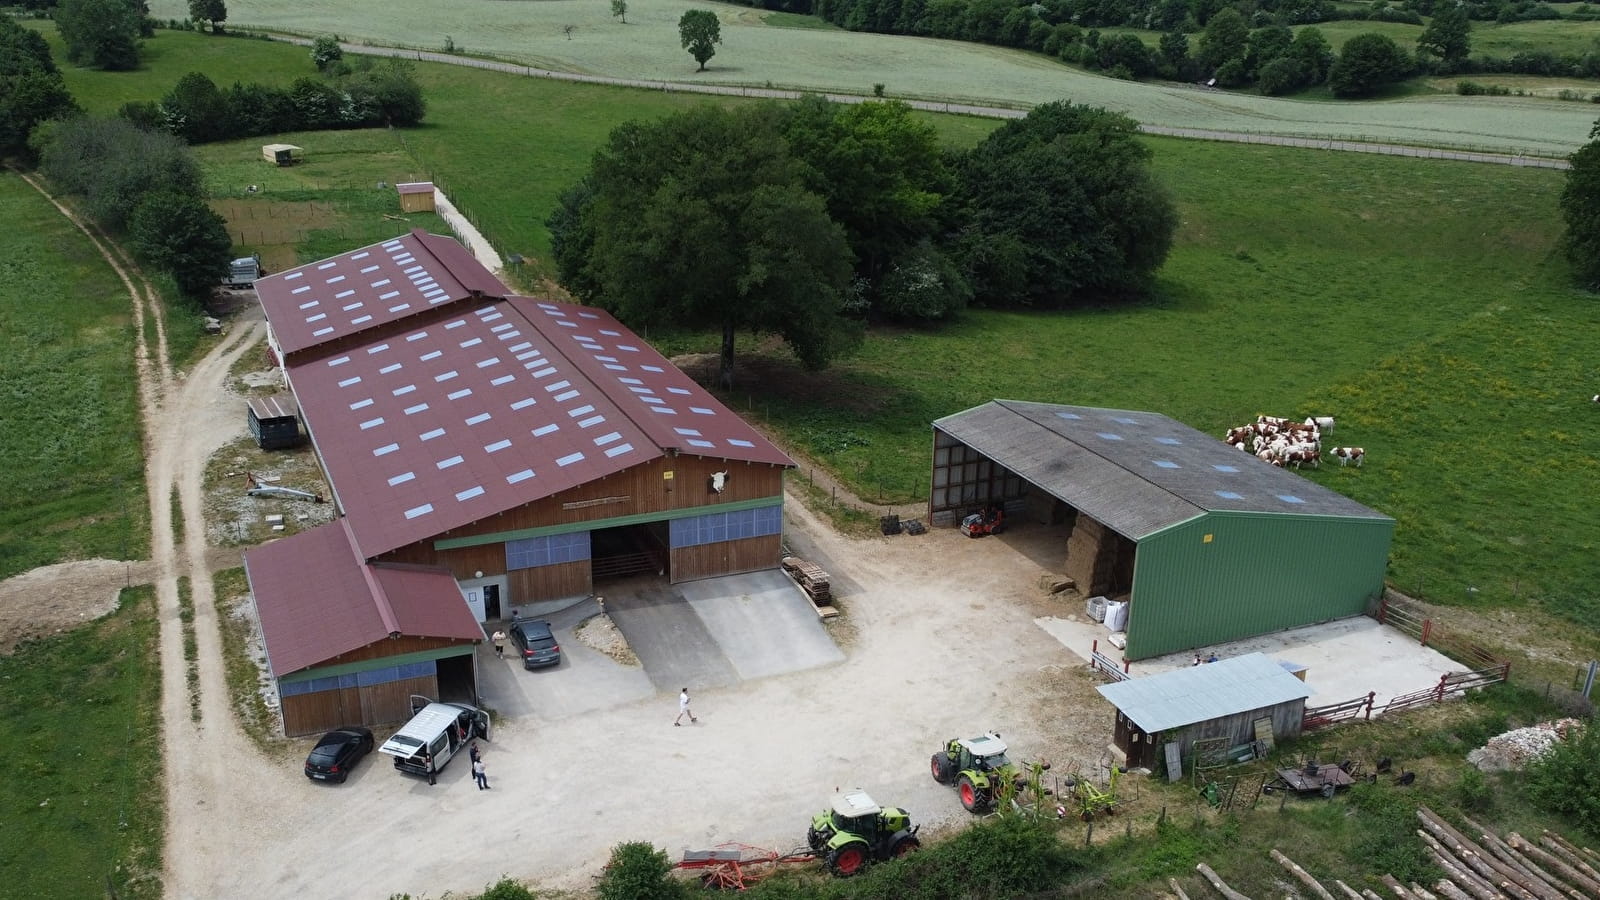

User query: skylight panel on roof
[687,439,715,448]
[1213,464,1240,473]
[675,428,702,437]
[557,320,577,328]
[392,385,416,397]
[379,363,402,374]
[388,472,416,486]
[568,405,594,417]
[460,338,483,349]
[596,355,618,362]
[367,343,390,355]
[338,376,361,388]
[531,367,557,378]
[604,365,626,372]
[1277,495,1306,504]
[507,469,534,484]
[490,375,515,386]
[437,455,464,470]
[404,403,429,416]
[466,413,491,426]
[371,278,390,287]
[350,399,374,411]
[373,443,398,457]
[689,407,713,415]
[299,300,318,310]
[328,355,351,367]
[628,387,654,395]
[579,312,599,319]
[1112,416,1140,425]
[619,377,643,385]
[1215,490,1243,500]
[312,327,335,337]
[538,302,557,310]
[1153,460,1180,469]
[509,342,532,353]
[435,371,458,382]
[497,330,521,340]
[604,444,633,458]
[1096,432,1124,441]
[404,503,434,520]
[485,439,511,453]
[317,262,337,270]
[577,415,604,428]
[445,319,466,329]
[728,439,755,448]
[641,397,664,405]
[516,351,540,361]
[475,356,500,369]
[556,452,584,467]
[532,424,558,437]
[306,313,327,323]
[651,406,678,414]
[326,275,346,284]
[1154,437,1182,445]
[292,286,311,295]
[421,351,442,362]
[641,365,664,373]
[361,265,380,274]
[420,428,446,441]
[668,387,692,395]
[1056,412,1082,420]
[360,417,385,430]
[456,486,485,502]
[554,390,580,402]
[600,329,620,336]
[351,315,373,325]
[510,398,536,410]
[407,331,429,342]
[380,291,401,300]
[617,344,639,352]
[594,432,621,446]
[447,388,472,400]
[545,380,572,392]
[285,272,303,280]
[389,303,411,313]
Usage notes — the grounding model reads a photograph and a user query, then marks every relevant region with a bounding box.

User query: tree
[56,0,142,70]
[678,10,721,71]
[952,102,1178,308]
[127,191,232,297]
[1244,24,1293,79]
[1286,26,1335,85]
[0,16,79,160]
[1416,3,1471,70]
[37,116,202,231]
[1198,7,1248,71]
[548,104,855,388]
[160,71,229,144]
[1328,32,1411,97]
[187,0,226,33]
[611,0,627,22]
[345,59,425,126]
[1560,119,1600,291]
[310,35,344,72]
[1256,55,1307,94]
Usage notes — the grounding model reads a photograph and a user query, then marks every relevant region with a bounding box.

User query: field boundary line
[244,30,1572,168]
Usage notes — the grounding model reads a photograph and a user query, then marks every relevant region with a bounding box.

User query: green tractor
[805,790,921,877]
[930,731,1045,813]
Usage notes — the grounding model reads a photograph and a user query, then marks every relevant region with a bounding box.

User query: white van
[377,696,490,782]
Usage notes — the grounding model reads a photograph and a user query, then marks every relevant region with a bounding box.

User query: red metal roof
[287,296,794,560]
[253,230,509,357]
[244,520,482,677]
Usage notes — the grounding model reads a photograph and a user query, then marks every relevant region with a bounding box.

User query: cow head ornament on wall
[709,471,728,494]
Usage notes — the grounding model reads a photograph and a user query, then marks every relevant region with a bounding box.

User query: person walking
[491,629,506,659]
[473,757,489,790]
[674,687,697,726]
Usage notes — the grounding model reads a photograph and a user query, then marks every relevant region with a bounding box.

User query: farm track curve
[280,35,1572,170]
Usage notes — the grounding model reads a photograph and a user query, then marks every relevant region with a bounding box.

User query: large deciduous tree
[1416,3,1470,71]
[549,104,855,388]
[38,116,201,231]
[678,10,721,71]
[127,191,232,297]
[160,71,229,144]
[1197,7,1248,72]
[0,16,80,160]
[1561,119,1600,291]
[1328,32,1411,97]
[951,102,1177,308]
[56,0,143,71]
[188,0,227,33]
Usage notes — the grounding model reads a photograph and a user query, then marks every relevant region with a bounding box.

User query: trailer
[246,395,303,450]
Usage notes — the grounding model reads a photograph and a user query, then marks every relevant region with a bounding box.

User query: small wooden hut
[261,143,303,166]
[396,182,436,212]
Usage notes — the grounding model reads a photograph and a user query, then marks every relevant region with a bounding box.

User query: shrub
[127,191,232,297]
[1525,721,1600,830]
[595,842,687,900]
[1454,767,1494,813]
[1347,782,1440,883]
[310,35,343,72]
[38,116,202,232]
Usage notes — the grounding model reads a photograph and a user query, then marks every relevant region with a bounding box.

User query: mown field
[131,2,1598,153]
[47,29,1600,635]
[0,586,164,900]
[0,174,148,582]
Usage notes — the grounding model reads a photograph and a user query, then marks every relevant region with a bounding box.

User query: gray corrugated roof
[933,400,1389,539]
[1095,652,1313,733]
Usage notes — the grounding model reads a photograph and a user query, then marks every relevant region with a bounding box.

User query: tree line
[549,98,1178,387]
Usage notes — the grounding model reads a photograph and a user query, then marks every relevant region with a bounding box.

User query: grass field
[124,4,1597,154]
[46,30,1600,632]
[0,586,164,900]
[0,174,148,582]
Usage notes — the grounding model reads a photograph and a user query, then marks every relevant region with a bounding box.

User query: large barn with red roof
[245,230,794,736]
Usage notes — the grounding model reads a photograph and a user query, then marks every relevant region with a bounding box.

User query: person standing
[424,752,436,786]
[491,629,506,659]
[674,687,697,726]
[469,742,480,765]
[473,757,489,790]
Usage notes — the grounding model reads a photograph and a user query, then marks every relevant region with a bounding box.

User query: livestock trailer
[247,394,302,450]
[261,143,302,166]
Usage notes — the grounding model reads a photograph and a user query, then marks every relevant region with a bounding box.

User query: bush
[1454,767,1495,813]
[127,191,232,297]
[1347,782,1440,883]
[310,35,343,72]
[595,842,687,900]
[38,116,202,232]
[1525,721,1600,831]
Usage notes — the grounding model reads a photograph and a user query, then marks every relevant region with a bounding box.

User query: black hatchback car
[304,726,375,783]
[509,618,561,669]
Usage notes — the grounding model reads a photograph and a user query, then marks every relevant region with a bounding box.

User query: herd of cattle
[1223,415,1365,469]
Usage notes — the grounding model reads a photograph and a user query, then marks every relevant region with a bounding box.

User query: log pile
[1416,806,1600,900]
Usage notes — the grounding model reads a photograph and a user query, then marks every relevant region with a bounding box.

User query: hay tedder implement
[673,843,819,890]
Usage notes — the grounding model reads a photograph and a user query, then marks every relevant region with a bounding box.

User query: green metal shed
[930,401,1394,660]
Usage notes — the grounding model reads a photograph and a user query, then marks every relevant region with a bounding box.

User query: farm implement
[1064,764,1124,820]
[931,732,1054,815]
[673,843,819,889]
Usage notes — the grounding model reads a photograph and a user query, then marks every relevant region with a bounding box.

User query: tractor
[805,790,921,877]
[930,732,1047,813]
[959,505,1005,538]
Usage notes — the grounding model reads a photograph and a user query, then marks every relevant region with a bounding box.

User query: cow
[1285,448,1320,469]
[1331,447,1365,467]
[1305,416,1335,433]
[1225,426,1253,446]
[1257,415,1289,428]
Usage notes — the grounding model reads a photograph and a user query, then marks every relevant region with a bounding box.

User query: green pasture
[0,586,164,900]
[122,6,1595,153]
[0,174,148,581]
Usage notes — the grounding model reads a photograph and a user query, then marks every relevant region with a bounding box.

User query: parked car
[509,618,561,669]
[304,726,374,783]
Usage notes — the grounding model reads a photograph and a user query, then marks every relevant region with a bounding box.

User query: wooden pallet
[781,556,833,605]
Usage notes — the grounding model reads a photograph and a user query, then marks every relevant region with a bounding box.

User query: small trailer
[246,394,303,450]
[261,143,302,166]
[223,255,262,288]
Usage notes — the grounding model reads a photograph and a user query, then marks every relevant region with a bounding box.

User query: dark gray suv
[509,618,561,669]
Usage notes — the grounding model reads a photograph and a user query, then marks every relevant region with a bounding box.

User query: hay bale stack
[1065,516,1119,597]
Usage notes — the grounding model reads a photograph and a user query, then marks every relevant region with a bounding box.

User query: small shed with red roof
[396,182,436,213]
[244,520,486,736]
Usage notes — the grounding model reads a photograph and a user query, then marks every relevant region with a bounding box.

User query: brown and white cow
[1331,447,1365,467]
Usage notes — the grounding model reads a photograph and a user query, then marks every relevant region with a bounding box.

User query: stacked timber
[1065,516,1118,597]
[781,557,833,606]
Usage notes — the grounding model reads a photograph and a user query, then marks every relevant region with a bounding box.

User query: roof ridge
[346,519,401,636]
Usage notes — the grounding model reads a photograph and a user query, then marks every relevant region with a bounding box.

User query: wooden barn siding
[290,635,473,671]
[1167,700,1306,762]
[671,534,784,583]
[508,560,591,601]
[379,456,784,566]
[281,674,438,737]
